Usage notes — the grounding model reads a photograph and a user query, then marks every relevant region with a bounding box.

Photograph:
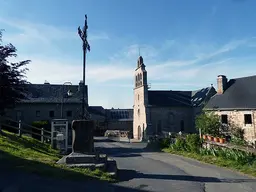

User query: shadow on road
[0,150,149,192]
[117,169,256,183]
[95,140,161,158]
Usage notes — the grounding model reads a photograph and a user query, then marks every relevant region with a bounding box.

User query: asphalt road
[1,138,255,192]
[95,137,256,192]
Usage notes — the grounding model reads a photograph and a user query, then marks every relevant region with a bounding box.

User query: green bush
[159,138,171,149]
[195,112,221,136]
[230,137,247,146]
[186,134,201,152]
[32,121,49,128]
[199,147,255,165]
[172,136,187,151]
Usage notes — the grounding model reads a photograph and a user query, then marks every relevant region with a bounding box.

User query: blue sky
[1,0,256,108]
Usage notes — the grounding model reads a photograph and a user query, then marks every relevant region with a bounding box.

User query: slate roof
[205,75,256,110]
[106,109,133,120]
[148,86,215,107]
[88,106,105,116]
[19,83,88,104]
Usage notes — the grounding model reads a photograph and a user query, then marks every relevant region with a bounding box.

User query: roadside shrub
[230,137,247,146]
[32,121,49,128]
[172,136,187,151]
[159,138,171,149]
[186,134,201,152]
[195,112,221,136]
[199,146,256,165]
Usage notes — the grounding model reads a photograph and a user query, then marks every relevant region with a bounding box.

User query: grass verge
[0,130,115,182]
[162,148,256,177]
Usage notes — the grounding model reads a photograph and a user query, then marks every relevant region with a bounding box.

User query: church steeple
[137,56,145,69]
[135,56,147,88]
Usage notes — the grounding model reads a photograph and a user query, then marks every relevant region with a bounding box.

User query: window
[138,94,139,101]
[221,114,228,124]
[66,111,72,117]
[49,110,54,118]
[138,109,140,116]
[36,110,40,117]
[244,114,252,124]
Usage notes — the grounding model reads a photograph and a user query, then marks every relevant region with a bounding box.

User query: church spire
[137,56,145,68]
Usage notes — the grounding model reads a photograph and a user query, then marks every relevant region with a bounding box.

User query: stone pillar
[72,120,95,154]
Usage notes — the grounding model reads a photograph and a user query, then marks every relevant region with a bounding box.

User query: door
[180,120,184,132]
[142,124,145,139]
[138,126,141,140]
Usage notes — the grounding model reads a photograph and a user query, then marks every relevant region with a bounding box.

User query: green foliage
[199,147,255,165]
[32,121,49,128]
[231,125,245,139]
[195,112,221,136]
[171,136,187,151]
[230,137,247,146]
[0,130,115,182]
[186,134,202,152]
[159,138,171,149]
[0,31,31,115]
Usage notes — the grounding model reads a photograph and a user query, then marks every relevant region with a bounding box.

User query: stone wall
[107,120,133,132]
[5,103,82,125]
[214,110,256,142]
[150,107,195,134]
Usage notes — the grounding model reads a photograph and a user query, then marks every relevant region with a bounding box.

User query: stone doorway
[138,126,142,140]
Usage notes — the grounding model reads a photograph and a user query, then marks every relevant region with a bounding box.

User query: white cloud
[2,16,256,108]
[0,17,109,47]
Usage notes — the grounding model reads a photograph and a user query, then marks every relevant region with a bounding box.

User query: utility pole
[78,15,90,119]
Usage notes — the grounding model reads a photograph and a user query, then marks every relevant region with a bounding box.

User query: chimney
[78,80,83,91]
[217,75,227,94]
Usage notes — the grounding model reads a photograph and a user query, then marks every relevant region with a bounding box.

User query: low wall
[107,136,130,142]
[104,130,131,142]
[203,141,256,155]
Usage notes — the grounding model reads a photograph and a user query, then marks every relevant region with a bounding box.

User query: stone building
[133,56,216,141]
[5,81,89,125]
[105,108,133,132]
[204,75,256,143]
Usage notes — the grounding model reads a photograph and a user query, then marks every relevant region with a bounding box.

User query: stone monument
[72,120,94,153]
[57,120,117,176]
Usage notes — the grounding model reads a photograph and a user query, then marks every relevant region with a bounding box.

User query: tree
[0,30,31,116]
[195,112,221,136]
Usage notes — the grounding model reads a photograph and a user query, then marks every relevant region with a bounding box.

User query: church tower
[133,56,149,140]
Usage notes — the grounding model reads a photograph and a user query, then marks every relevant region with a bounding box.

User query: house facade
[105,108,133,132]
[5,81,89,126]
[133,56,216,141]
[204,75,256,142]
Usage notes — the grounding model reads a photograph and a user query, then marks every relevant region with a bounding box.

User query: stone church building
[133,56,216,140]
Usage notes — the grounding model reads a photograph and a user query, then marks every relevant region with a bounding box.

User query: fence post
[0,116,2,135]
[18,120,22,137]
[41,128,44,143]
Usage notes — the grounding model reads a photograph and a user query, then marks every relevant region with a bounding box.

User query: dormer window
[67,90,73,97]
